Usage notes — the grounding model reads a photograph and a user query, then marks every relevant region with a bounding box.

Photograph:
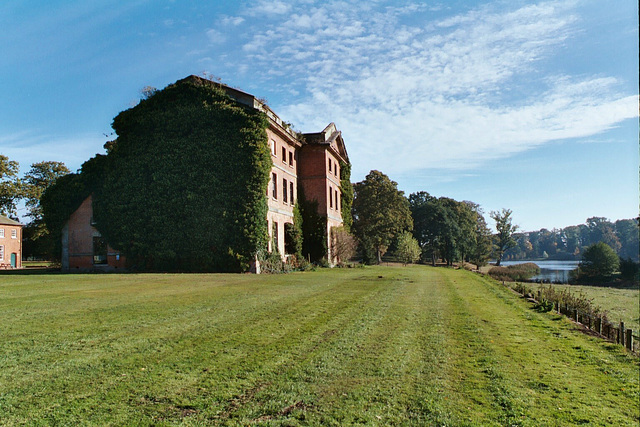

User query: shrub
[330,226,357,264]
[488,263,540,282]
[619,257,639,283]
[575,242,620,282]
[395,231,421,265]
[258,251,286,274]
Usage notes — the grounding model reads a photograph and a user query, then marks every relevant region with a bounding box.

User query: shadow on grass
[0,267,62,275]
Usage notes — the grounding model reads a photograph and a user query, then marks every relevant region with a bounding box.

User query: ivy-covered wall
[45,78,273,272]
[95,78,272,271]
[297,185,327,262]
[339,160,353,231]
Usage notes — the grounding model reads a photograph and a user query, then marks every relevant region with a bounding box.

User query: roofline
[177,75,304,144]
[0,215,24,226]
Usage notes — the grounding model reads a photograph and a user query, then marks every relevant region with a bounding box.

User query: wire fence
[506,282,638,354]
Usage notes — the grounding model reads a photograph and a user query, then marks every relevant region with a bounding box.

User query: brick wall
[0,224,22,268]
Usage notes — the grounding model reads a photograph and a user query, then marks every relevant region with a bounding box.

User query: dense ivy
[297,186,327,262]
[91,78,272,272]
[41,78,273,271]
[285,204,303,258]
[339,160,353,231]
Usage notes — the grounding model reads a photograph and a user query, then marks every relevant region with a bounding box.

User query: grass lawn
[531,283,640,332]
[0,266,638,426]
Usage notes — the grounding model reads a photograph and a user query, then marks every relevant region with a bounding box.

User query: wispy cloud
[1,132,106,173]
[194,1,636,178]
[206,28,226,44]
[244,0,293,16]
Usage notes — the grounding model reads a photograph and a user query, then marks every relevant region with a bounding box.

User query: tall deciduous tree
[0,155,21,217]
[23,161,70,222]
[352,170,412,264]
[464,201,493,267]
[491,208,518,266]
[21,161,70,259]
[408,191,441,265]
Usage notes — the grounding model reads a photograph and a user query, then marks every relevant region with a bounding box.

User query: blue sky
[1,0,637,231]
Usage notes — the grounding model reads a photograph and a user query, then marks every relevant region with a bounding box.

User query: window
[11,229,17,239]
[328,158,332,172]
[93,236,108,265]
[272,222,279,253]
[329,186,333,209]
[336,189,339,211]
[270,139,276,156]
[0,229,4,238]
[290,181,294,205]
[272,173,277,199]
[288,151,293,166]
[0,245,3,261]
[283,178,288,203]
[282,147,286,162]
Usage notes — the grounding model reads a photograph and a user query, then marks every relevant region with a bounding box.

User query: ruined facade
[61,76,349,272]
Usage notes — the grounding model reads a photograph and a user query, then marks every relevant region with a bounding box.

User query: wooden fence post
[626,329,633,351]
[556,301,560,314]
[597,317,602,335]
[619,322,625,346]
[573,309,579,323]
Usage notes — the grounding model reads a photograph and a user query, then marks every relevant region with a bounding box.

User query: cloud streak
[215,0,636,177]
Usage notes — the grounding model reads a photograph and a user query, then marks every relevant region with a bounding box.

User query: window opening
[272,173,277,199]
[283,178,288,203]
[329,186,333,208]
[290,182,294,205]
[272,222,279,253]
[93,236,108,265]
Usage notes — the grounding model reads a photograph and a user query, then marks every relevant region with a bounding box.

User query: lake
[499,260,580,283]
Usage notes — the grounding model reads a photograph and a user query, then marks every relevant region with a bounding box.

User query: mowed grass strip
[0,267,637,426]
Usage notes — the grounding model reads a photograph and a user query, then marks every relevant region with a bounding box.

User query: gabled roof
[303,123,350,164]
[0,215,22,226]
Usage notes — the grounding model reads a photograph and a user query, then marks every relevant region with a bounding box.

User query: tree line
[350,170,517,267]
[503,217,639,263]
[0,155,70,258]
[349,170,637,273]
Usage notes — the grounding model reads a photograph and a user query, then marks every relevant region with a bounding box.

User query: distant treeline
[503,217,639,262]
